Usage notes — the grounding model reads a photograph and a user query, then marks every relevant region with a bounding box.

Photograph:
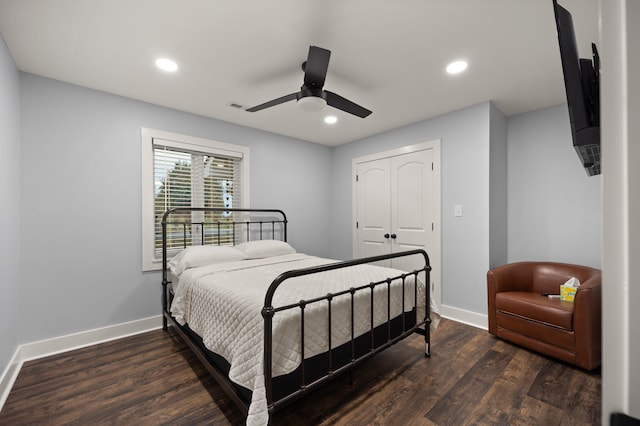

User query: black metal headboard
[160,207,288,276]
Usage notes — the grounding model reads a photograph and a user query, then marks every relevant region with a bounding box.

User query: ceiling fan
[246,46,372,118]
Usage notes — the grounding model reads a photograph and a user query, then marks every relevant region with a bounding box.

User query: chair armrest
[573,273,602,369]
[487,262,533,334]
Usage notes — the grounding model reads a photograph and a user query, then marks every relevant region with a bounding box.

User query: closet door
[355,158,391,261]
[355,149,433,270]
[390,149,434,273]
[353,140,441,311]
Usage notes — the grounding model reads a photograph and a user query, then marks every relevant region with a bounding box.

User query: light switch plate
[454,205,463,217]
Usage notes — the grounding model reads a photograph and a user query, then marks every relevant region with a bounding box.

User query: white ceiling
[0,0,599,147]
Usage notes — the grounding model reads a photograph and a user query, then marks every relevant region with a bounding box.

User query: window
[141,128,250,271]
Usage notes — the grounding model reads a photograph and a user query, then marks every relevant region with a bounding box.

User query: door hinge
[431,162,434,171]
[432,223,434,231]
[356,174,359,182]
[356,221,359,229]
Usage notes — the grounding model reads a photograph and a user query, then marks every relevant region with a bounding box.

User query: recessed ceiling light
[156,58,178,72]
[324,116,338,124]
[446,60,468,74]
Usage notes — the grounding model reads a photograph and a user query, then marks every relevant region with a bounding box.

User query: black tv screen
[552,0,600,176]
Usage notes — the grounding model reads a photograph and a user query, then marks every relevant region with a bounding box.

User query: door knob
[390,233,397,239]
[384,233,390,239]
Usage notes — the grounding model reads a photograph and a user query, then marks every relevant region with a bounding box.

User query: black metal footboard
[262,249,431,417]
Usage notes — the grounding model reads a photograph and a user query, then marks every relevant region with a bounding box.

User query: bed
[161,207,433,425]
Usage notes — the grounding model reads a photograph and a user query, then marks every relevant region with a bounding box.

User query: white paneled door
[353,141,441,310]
[355,157,391,259]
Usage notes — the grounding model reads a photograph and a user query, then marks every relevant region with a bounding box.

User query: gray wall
[0,35,20,375]
[8,68,604,358]
[489,103,508,269]
[331,102,493,315]
[331,100,603,318]
[507,104,602,268]
[18,73,333,343]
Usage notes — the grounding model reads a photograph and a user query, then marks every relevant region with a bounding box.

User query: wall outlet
[454,204,463,217]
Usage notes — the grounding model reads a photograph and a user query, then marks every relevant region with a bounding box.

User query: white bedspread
[170,253,428,426]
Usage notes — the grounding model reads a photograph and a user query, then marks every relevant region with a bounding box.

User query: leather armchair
[487,261,601,370]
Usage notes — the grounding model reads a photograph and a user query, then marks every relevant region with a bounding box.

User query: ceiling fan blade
[303,46,331,88]
[325,91,372,118]
[246,92,298,112]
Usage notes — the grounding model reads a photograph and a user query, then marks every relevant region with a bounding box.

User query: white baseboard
[0,315,162,411]
[440,304,488,330]
[0,348,21,414]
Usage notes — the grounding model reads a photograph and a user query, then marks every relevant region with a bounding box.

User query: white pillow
[234,240,296,259]
[168,245,248,276]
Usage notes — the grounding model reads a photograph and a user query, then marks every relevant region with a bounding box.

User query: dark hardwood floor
[0,318,601,425]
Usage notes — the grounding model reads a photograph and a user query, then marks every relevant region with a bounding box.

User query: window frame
[141,128,250,271]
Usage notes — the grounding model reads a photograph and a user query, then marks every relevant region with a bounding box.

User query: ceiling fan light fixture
[297,96,327,112]
[324,115,338,124]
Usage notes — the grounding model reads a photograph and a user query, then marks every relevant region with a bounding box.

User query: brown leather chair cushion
[495,291,574,331]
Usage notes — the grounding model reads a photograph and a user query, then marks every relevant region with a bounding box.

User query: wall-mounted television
[552,0,600,176]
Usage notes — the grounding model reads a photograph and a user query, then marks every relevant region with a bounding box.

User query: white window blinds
[153,141,242,255]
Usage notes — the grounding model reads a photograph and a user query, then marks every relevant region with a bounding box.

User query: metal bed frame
[161,207,431,422]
